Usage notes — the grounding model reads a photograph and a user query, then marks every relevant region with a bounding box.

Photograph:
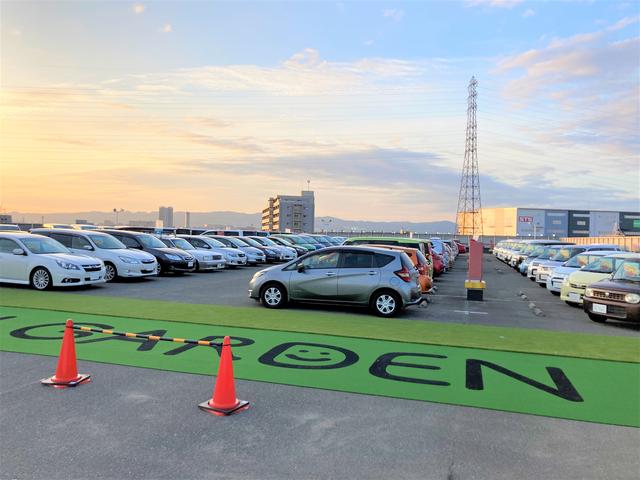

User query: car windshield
[582,257,615,273]
[226,237,248,248]
[241,237,262,247]
[89,234,125,250]
[300,236,320,244]
[550,248,576,262]
[529,246,546,257]
[250,237,267,245]
[281,236,303,245]
[171,238,195,250]
[138,234,167,248]
[22,237,69,254]
[565,254,593,268]
[430,240,444,254]
[255,237,278,246]
[613,261,640,282]
[274,237,293,246]
[537,247,560,260]
[203,238,225,248]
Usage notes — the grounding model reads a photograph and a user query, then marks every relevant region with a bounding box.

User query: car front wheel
[104,262,117,282]
[261,284,287,309]
[30,267,52,290]
[371,291,400,317]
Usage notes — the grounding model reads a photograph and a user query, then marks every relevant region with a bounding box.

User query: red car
[454,240,467,254]
[432,252,446,276]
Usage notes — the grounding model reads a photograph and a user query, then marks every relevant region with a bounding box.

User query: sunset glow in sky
[1,1,638,221]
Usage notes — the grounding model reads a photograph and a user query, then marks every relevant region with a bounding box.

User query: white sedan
[0,232,106,290]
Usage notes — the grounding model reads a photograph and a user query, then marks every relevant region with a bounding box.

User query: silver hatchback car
[248,246,423,317]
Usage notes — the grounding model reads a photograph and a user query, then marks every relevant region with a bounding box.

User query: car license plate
[539,274,547,280]
[568,292,581,302]
[592,303,607,314]
[217,264,224,269]
[90,276,100,281]
[188,262,193,267]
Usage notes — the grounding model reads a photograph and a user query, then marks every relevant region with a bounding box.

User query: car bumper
[118,263,157,277]
[197,259,227,270]
[165,259,196,272]
[583,298,640,322]
[247,256,266,264]
[561,284,585,304]
[546,275,567,292]
[52,268,107,286]
[226,258,247,266]
[536,271,552,284]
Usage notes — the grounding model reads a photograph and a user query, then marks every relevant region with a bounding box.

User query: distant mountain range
[7,210,456,233]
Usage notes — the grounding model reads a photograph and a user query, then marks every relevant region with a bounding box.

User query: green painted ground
[1,306,639,427]
[1,290,639,362]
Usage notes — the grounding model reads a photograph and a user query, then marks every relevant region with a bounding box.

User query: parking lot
[1,253,638,479]
[50,254,639,336]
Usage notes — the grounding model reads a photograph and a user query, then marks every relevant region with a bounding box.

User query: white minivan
[32,229,157,282]
[0,232,106,290]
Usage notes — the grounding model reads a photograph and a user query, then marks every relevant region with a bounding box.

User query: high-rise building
[262,191,315,233]
[158,206,174,228]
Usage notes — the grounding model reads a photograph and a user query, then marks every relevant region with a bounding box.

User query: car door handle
[325,272,337,276]
[368,271,377,275]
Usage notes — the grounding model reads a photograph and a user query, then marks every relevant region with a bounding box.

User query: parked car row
[248,236,467,317]
[0,228,347,290]
[494,239,639,324]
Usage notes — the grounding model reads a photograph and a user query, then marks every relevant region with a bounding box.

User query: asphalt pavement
[50,254,639,336]
[2,351,638,480]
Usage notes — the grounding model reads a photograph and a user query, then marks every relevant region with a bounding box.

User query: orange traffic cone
[41,319,91,388]
[199,336,249,416]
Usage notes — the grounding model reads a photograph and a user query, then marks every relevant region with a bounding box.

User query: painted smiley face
[285,348,333,363]
[258,342,359,369]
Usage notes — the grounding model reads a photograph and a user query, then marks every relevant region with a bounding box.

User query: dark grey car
[248,246,422,317]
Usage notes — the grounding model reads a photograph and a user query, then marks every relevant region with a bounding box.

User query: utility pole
[455,76,483,240]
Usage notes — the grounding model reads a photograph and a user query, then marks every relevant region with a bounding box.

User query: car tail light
[394,266,412,283]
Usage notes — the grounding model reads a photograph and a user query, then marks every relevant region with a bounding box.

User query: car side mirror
[297,264,306,273]
[82,245,94,251]
[12,248,25,256]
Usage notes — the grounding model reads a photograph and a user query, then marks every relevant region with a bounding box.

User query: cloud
[132,3,145,14]
[162,23,172,33]
[466,0,523,8]
[382,9,404,22]
[522,8,535,18]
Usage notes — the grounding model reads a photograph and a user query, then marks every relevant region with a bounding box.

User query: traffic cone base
[198,398,249,416]
[41,373,91,389]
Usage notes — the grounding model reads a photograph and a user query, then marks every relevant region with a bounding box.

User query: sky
[1,0,639,221]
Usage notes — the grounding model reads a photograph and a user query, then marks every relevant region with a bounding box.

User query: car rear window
[374,253,394,268]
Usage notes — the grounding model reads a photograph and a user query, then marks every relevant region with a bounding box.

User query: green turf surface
[1,289,639,362]
[1,306,638,427]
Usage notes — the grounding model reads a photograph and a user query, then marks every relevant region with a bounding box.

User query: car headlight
[625,293,640,304]
[119,256,141,264]
[585,288,594,297]
[165,254,181,261]
[56,260,81,270]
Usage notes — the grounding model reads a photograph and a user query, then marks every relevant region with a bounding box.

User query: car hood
[569,270,611,284]
[551,266,578,276]
[45,252,102,265]
[121,249,156,261]
[154,247,192,259]
[241,246,264,255]
[538,260,564,268]
[588,279,640,293]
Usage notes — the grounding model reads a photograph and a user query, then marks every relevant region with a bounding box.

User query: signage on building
[518,216,534,223]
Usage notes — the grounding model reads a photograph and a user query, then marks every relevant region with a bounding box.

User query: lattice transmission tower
[455,76,483,237]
